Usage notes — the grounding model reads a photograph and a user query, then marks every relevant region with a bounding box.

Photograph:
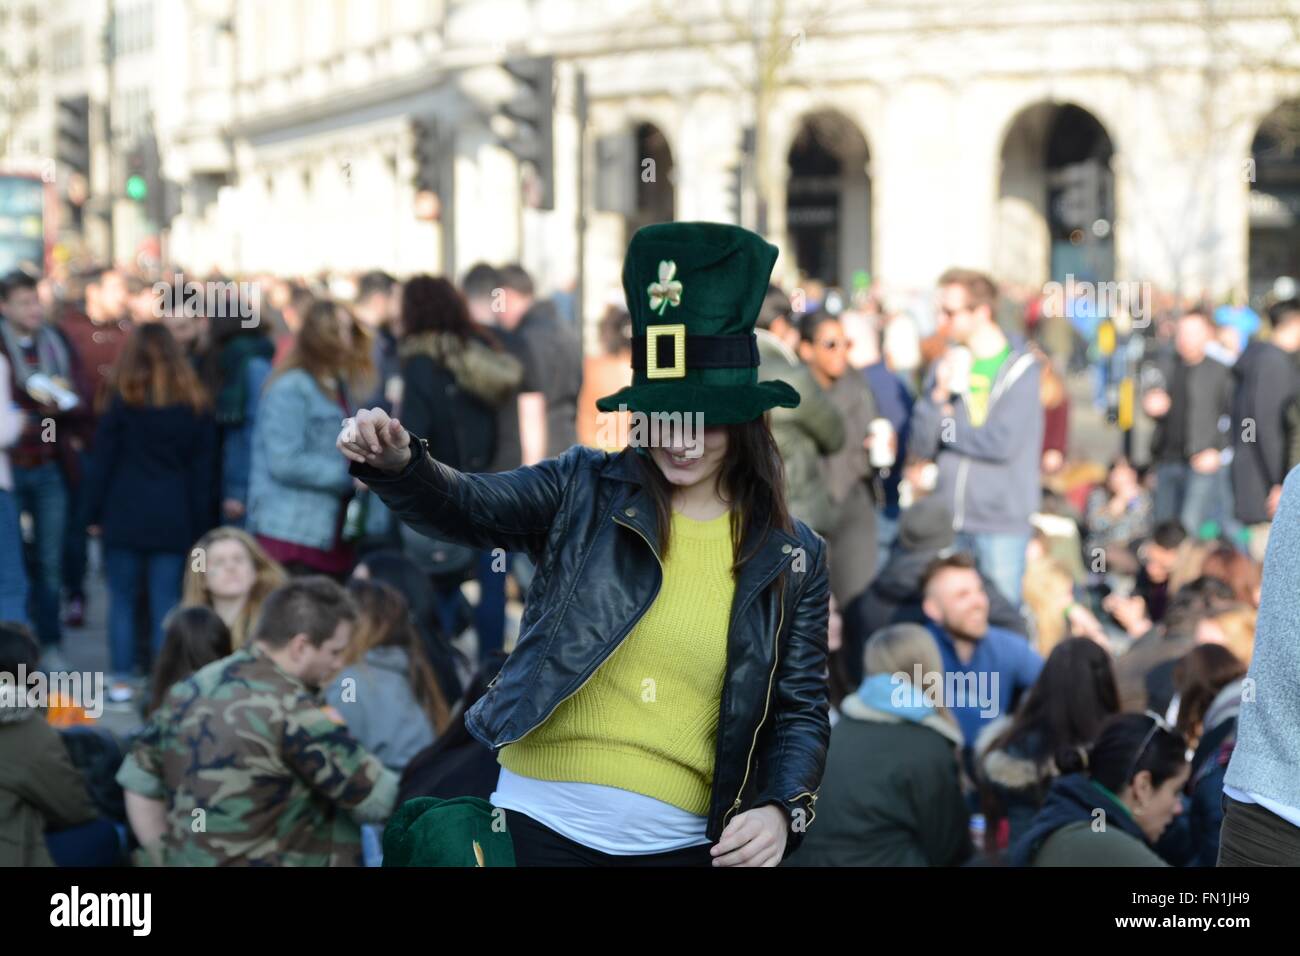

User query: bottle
[969,813,987,856]
[342,491,369,542]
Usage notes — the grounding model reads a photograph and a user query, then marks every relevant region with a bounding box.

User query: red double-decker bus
[0,170,52,276]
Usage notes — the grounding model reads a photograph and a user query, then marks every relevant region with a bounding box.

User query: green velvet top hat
[382,796,515,867]
[594,221,801,425]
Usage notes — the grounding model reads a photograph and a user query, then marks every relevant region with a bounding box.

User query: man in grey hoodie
[908,269,1042,606]
[1220,462,1300,865]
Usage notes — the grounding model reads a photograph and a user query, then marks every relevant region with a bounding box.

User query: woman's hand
[337,408,412,474]
[710,805,789,867]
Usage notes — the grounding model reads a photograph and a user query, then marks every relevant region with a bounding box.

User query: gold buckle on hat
[645,323,686,379]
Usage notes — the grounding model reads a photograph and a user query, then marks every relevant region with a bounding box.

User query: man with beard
[921,553,1043,763]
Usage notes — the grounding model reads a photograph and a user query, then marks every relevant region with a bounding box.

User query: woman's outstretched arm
[340,406,587,557]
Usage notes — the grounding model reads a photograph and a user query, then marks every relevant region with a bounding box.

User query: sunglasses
[816,337,847,351]
[1123,710,1175,784]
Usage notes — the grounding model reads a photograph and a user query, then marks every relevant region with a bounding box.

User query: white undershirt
[491,766,710,855]
[1222,785,1300,830]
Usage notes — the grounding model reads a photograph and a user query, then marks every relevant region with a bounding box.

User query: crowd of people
[1,245,1298,868]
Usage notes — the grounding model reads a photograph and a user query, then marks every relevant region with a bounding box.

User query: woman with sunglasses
[1008,712,1189,866]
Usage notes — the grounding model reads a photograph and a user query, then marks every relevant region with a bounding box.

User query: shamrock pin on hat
[594,222,801,425]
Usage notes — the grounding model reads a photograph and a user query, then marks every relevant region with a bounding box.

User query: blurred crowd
[2,252,1298,867]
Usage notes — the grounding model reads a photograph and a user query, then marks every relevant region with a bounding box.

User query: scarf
[215,335,275,426]
[0,319,73,393]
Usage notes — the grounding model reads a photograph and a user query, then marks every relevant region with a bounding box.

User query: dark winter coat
[84,398,217,552]
[785,692,970,867]
[1231,341,1300,524]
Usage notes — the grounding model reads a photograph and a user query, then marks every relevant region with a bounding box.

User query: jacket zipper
[721,577,786,830]
[491,513,664,747]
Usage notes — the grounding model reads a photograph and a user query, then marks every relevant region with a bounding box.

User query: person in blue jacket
[85,324,216,703]
[919,552,1043,766]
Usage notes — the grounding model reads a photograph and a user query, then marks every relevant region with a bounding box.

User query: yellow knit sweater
[498,509,737,814]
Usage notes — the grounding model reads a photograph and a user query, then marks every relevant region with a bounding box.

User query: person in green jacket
[756,285,845,536]
[0,623,100,867]
[1009,712,1189,866]
[786,623,972,867]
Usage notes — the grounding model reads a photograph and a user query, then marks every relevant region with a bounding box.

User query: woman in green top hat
[340,222,831,866]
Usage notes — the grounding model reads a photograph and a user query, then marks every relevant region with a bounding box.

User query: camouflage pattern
[116,645,398,866]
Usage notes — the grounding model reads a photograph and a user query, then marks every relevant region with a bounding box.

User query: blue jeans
[954,530,1031,607]
[0,489,30,625]
[105,547,185,677]
[876,505,901,572]
[1154,461,1227,539]
[11,462,66,646]
[45,817,125,867]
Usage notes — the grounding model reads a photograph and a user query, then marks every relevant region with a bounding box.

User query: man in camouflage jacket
[116,578,398,866]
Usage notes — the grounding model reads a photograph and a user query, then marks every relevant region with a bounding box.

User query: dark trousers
[1218,794,1300,866]
[61,449,90,597]
[46,818,125,867]
[504,809,713,867]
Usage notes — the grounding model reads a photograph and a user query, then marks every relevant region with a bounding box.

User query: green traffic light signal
[126,174,148,201]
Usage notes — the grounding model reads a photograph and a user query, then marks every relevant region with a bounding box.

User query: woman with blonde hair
[786,623,970,866]
[248,298,374,577]
[180,526,287,649]
[1021,555,1110,657]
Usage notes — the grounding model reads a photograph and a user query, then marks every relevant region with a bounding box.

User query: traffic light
[125,146,148,201]
[124,133,169,227]
[497,56,554,210]
[56,95,90,183]
[56,96,91,226]
[725,163,743,225]
[410,118,443,195]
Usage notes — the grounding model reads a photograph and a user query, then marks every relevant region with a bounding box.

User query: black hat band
[631,330,760,378]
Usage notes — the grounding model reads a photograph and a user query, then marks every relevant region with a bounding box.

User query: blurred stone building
[8,0,1300,332]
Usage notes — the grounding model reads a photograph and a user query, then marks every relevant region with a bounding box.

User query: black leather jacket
[353,438,832,852]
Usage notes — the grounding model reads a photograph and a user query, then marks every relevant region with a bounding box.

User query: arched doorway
[1249,100,1300,305]
[997,102,1115,287]
[785,111,871,290]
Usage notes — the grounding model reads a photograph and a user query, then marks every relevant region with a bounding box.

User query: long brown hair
[147,606,232,716]
[1173,643,1246,743]
[105,323,208,413]
[181,527,288,649]
[273,297,374,397]
[401,274,500,349]
[344,579,452,735]
[632,414,793,578]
